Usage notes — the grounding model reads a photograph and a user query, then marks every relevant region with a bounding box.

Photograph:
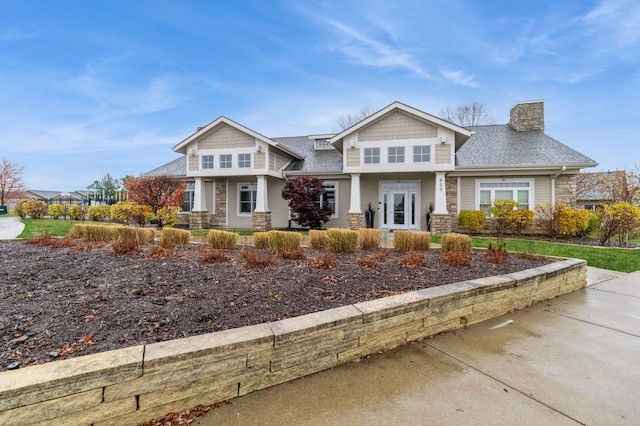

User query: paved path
[0,216,24,239]
[195,267,640,425]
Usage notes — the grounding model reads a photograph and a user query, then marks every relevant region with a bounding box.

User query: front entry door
[390,191,409,230]
[381,182,419,230]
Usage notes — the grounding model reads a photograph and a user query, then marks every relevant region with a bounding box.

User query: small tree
[597,202,640,246]
[124,176,185,226]
[439,102,494,126]
[281,176,332,229]
[0,159,27,206]
[490,199,518,238]
[335,106,373,131]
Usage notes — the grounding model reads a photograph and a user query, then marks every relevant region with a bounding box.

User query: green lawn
[15,219,640,273]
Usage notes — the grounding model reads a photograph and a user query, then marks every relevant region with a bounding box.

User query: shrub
[506,209,535,236]
[267,230,301,253]
[67,224,85,239]
[24,199,47,219]
[115,226,155,245]
[112,235,140,255]
[279,249,306,260]
[14,200,26,218]
[77,224,117,242]
[200,248,229,264]
[400,251,425,267]
[155,206,180,228]
[393,230,413,252]
[535,202,588,239]
[309,229,329,249]
[88,205,110,221]
[440,251,472,266]
[47,204,65,219]
[240,250,277,268]
[440,233,472,253]
[208,230,238,250]
[584,212,600,237]
[326,228,358,253]
[358,228,381,250]
[26,233,76,248]
[356,251,388,267]
[68,205,83,221]
[109,201,151,226]
[485,243,508,265]
[161,228,190,247]
[312,253,336,269]
[253,232,269,249]
[458,210,486,233]
[597,202,640,246]
[490,199,518,237]
[147,245,177,258]
[281,175,332,229]
[411,232,431,251]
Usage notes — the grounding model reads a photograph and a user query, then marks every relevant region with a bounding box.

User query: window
[413,145,431,162]
[201,155,214,169]
[478,181,531,215]
[239,184,257,214]
[182,183,194,212]
[315,139,331,150]
[220,154,232,168]
[238,153,251,168]
[388,146,405,163]
[315,182,337,217]
[364,147,380,164]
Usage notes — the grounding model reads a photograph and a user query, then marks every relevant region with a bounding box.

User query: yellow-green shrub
[23,199,47,219]
[411,231,431,251]
[68,205,83,221]
[109,201,151,226]
[47,203,65,219]
[358,228,381,250]
[267,230,301,253]
[309,229,329,249]
[13,200,27,218]
[155,206,180,227]
[253,232,269,249]
[208,230,238,250]
[88,205,110,221]
[440,233,472,253]
[161,227,190,247]
[506,209,535,235]
[458,210,486,233]
[326,228,358,253]
[393,230,413,252]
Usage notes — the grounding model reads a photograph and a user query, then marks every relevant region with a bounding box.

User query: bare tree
[0,159,27,206]
[335,106,373,131]
[439,102,494,127]
[578,168,640,205]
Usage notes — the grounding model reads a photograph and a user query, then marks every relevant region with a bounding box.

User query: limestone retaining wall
[0,259,587,425]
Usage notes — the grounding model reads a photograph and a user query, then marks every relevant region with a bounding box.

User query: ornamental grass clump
[240,249,277,268]
[161,228,190,247]
[440,233,472,266]
[267,230,301,253]
[358,228,381,250]
[207,230,238,250]
[253,232,269,249]
[312,253,336,269]
[326,228,358,253]
[115,226,155,244]
[73,224,117,242]
[411,232,431,251]
[111,234,140,255]
[400,251,426,267]
[309,229,329,249]
[393,230,413,252]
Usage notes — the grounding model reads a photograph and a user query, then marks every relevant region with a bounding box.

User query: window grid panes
[239,184,257,214]
[413,145,431,162]
[364,147,380,164]
[314,183,337,217]
[201,155,214,169]
[478,181,531,214]
[238,153,251,168]
[388,146,405,163]
[220,154,232,168]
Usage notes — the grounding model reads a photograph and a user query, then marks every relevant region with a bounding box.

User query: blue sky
[1,0,638,191]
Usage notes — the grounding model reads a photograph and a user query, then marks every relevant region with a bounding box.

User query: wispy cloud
[440,70,478,88]
[582,0,640,56]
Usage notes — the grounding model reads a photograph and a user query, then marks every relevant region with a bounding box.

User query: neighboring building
[576,170,634,210]
[24,190,85,205]
[145,100,597,233]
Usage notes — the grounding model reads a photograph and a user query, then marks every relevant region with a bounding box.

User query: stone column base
[430,214,452,235]
[347,212,363,230]
[252,211,272,231]
[189,211,210,230]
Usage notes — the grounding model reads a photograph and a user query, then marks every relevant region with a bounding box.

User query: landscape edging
[0,258,587,425]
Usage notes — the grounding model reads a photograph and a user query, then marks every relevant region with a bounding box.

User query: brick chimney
[509,100,544,132]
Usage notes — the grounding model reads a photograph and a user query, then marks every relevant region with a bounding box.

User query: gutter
[551,166,567,205]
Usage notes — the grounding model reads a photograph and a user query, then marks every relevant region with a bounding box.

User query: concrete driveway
[0,216,24,239]
[195,267,640,425]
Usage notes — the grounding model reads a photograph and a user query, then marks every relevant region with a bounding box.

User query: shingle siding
[358,111,437,141]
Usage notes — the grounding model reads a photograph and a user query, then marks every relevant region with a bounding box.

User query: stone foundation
[430,214,453,234]
[189,211,210,230]
[347,212,363,230]
[252,211,272,231]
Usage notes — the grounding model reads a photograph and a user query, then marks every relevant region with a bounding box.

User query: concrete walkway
[195,267,640,425]
[0,216,24,239]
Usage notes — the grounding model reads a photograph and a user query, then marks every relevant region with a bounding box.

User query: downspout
[550,166,567,205]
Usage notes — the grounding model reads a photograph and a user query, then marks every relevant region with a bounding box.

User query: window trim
[413,145,431,163]
[237,183,257,216]
[363,147,380,164]
[201,155,214,169]
[238,153,251,168]
[219,154,232,169]
[476,179,534,215]
[388,146,405,164]
[317,181,338,219]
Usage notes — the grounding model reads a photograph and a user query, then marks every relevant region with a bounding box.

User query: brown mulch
[0,239,552,372]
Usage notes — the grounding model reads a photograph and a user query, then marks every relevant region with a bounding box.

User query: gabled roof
[173,116,304,159]
[456,125,597,169]
[330,101,472,150]
[275,136,343,173]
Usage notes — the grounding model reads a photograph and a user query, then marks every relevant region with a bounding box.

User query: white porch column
[255,175,269,212]
[433,172,448,214]
[349,173,361,213]
[193,177,206,211]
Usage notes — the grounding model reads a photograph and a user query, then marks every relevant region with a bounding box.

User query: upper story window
[220,154,232,169]
[202,155,214,169]
[388,146,405,163]
[478,181,532,215]
[413,145,431,162]
[315,139,332,150]
[238,153,251,168]
[364,147,380,164]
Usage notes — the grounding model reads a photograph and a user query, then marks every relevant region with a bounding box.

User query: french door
[381,182,418,230]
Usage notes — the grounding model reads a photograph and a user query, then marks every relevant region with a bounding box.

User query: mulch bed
[0,238,553,372]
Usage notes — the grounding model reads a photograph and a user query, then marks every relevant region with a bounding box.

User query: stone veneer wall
[555,174,577,207]
[189,211,210,229]
[252,211,272,231]
[509,101,544,132]
[347,212,363,230]
[0,259,586,425]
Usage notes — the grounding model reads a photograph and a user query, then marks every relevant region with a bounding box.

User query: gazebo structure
[85,181,106,205]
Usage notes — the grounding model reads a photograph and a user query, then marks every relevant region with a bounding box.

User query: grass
[18,219,85,239]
